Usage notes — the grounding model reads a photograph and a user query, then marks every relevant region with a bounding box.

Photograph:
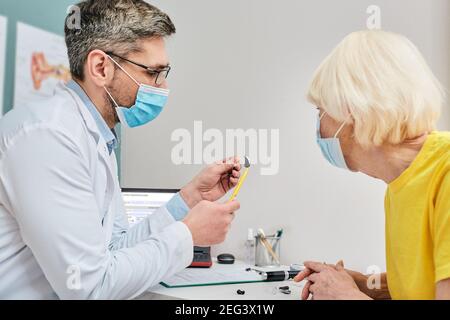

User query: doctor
[0,0,241,299]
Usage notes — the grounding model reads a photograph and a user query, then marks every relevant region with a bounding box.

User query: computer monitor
[121,188,179,226]
[121,187,213,268]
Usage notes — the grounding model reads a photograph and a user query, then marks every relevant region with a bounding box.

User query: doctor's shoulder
[0,92,86,156]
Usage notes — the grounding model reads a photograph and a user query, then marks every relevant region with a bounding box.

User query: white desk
[139,260,305,300]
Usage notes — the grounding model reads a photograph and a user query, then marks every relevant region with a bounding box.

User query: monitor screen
[121,189,179,226]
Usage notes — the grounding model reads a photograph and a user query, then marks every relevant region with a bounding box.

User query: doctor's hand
[180,157,241,209]
[294,261,371,300]
[182,200,240,246]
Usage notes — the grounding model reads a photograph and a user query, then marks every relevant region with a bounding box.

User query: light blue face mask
[316,111,349,170]
[104,56,169,128]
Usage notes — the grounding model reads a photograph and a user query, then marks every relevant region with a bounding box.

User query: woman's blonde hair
[307,30,445,147]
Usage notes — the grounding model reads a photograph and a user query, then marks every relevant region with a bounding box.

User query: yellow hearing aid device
[228,156,250,202]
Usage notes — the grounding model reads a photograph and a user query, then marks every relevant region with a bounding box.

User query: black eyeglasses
[106,52,171,86]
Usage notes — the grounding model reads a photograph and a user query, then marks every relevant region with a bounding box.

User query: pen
[276,229,283,238]
[257,229,280,265]
[273,229,283,253]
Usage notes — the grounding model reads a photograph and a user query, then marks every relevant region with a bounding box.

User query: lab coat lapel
[59,83,117,225]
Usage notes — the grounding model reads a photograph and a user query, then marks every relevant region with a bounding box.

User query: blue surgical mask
[104,56,169,128]
[316,112,349,170]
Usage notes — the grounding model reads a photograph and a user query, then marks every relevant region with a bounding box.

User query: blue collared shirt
[66,80,118,154]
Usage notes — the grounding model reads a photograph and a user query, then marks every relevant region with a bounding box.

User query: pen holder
[255,235,281,267]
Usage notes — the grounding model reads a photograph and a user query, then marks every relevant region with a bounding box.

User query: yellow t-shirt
[385,131,450,300]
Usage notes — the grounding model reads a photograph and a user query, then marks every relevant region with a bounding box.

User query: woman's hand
[180,157,241,208]
[294,260,371,300]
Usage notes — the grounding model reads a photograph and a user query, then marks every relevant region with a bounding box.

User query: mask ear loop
[104,87,120,108]
[334,121,347,138]
[104,54,138,115]
[334,114,353,138]
[104,86,129,127]
[107,55,141,87]
[321,111,350,138]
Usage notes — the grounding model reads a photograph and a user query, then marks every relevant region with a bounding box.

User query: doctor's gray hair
[64,0,176,80]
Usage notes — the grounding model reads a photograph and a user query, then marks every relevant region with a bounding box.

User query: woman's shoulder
[419,131,450,179]
[426,131,450,157]
[430,131,450,174]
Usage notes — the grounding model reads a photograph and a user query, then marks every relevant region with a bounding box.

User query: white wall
[122,0,450,272]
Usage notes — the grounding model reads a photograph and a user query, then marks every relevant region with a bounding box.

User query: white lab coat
[0,83,193,299]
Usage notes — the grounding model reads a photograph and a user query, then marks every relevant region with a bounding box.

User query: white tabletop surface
[139,260,306,300]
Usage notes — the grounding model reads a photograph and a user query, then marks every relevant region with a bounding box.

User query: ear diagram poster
[14,22,71,108]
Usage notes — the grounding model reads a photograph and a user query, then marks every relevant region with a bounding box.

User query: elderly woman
[294,30,449,300]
